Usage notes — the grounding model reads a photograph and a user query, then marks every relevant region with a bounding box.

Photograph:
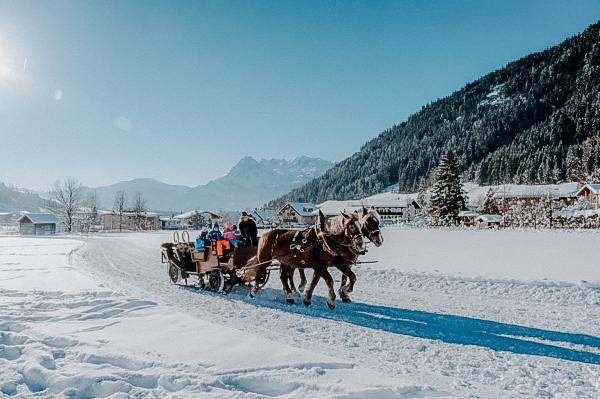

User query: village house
[250,209,280,227]
[575,184,600,208]
[278,203,318,226]
[318,192,420,223]
[490,182,581,207]
[458,210,479,226]
[475,214,504,228]
[160,217,181,230]
[101,211,161,231]
[173,210,219,229]
[17,213,61,235]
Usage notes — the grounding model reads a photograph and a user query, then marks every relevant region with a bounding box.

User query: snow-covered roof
[576,184,600,196]
[318,200,361,216]
[159,217,180,222]
[475,214,504,223]
[251,209,278,220]
[318,192,419,216]
[173,210,217,220]
[16,213,60,224]
[281,203,318,217]
[490,183,581,199]
[458,211,479,217]
[589,184,600,193]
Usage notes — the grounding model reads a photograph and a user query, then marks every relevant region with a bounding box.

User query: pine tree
[430,150,466,225]
[188,210,206,230]
[479,188,501,215]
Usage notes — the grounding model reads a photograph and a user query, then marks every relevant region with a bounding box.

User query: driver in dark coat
[238,212,258,247]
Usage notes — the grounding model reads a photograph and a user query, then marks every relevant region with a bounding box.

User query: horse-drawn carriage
[160,207,383,308]
[160,231,273,292]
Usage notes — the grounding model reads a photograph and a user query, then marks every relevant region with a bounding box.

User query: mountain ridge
[90,156,334,212]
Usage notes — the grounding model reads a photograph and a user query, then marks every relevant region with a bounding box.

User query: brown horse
[291,207,383,302]
[249,211,365,309]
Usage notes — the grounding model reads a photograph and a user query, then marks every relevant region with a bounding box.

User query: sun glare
[0,34,27,87]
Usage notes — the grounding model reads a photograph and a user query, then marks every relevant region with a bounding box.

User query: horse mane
[324,212,357,236]
[360,207,380,224]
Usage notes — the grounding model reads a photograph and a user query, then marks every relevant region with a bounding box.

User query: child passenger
[223,221,243,246]
[206,223,223,241]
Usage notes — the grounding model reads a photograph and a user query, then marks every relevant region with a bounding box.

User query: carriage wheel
[168,263,179,284]
[207,270,225,292]
[259,268,271,289]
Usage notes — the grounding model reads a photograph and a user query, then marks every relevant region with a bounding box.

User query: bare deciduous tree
[48,177,84,233]
[84,191,101,232]
[132,192,147,230]
[113,190,129,232]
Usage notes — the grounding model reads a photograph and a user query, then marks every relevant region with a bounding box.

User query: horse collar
[314,223,338,256]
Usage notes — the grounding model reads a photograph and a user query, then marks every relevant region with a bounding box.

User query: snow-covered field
[2,228,600,398]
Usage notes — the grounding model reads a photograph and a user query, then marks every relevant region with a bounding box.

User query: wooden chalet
[575,184,600,208]
[17,213,61,235]
[475,214,504,229]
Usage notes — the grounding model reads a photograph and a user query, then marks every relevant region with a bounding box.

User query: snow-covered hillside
[1,229,600,397]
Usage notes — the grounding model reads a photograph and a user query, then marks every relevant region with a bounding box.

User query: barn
[17,213,61,235]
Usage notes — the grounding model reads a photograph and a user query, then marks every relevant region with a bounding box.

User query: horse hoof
[328,303,335,310]
[341,297,351,303]
[286,298,296,304]
[303,299,311,307]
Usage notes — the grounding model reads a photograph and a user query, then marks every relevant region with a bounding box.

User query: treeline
[270,20,600,208]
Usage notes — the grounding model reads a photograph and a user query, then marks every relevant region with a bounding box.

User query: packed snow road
[67,229,600,398]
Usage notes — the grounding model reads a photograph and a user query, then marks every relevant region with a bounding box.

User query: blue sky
[1,1,599,191]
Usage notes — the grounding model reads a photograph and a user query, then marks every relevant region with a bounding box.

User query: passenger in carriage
[238,212,258,247]
[223,222,243,246]
[206,223,223,241]
[207,222,233,257]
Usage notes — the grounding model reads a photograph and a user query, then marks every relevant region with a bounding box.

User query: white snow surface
[2,229,600,398]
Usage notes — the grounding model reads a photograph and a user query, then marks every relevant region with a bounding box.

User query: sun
[0,33,28,87]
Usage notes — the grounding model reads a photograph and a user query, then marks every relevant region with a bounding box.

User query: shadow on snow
[191,285,600,365]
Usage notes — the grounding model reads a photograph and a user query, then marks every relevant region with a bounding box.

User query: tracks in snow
[69,234,600,397]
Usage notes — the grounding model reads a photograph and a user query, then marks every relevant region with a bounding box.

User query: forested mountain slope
[0,183,43,212]
[271,21,600,207]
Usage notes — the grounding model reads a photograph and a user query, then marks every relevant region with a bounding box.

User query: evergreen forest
[270,21,600,208]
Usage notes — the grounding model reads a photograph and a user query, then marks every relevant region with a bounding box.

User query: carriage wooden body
[160,231,271,292]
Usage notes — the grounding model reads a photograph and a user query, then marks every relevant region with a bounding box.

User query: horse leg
[319,268,337,310]
[297,269,307,293]
[336,264,356,303]
[287,268,298,293]
[303,273,321,307]
[250,263,266,298]
[279,266,295,304]
[340,273,348,298]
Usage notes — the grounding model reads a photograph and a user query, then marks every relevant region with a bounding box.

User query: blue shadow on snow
[214,286,600,365]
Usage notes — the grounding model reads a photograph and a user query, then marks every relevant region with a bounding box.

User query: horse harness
[243,219,363,270]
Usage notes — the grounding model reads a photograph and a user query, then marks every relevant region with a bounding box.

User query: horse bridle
[361,214,382,243]
[315,218,364,255]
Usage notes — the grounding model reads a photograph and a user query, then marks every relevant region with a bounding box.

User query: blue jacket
[207,225,224,241]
